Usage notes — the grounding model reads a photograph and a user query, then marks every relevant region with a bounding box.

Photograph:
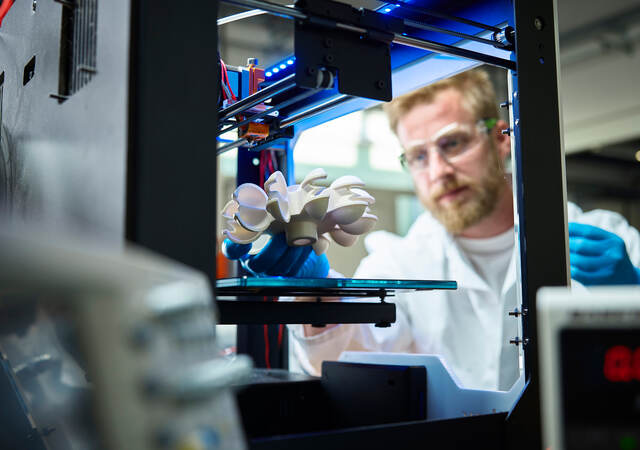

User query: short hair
[384,69,499,134]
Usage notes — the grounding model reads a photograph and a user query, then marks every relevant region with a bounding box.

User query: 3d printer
[214,0,568,448]
[0,0,569,449]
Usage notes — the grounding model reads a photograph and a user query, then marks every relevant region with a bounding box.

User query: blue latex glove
[222,233,330,278]
[568,222,640,286]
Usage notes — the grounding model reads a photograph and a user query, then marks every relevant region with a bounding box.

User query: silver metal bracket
[509,337,529,347]
[508,307,528,317]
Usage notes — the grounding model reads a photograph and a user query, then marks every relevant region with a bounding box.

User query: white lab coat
[290,202,640,391]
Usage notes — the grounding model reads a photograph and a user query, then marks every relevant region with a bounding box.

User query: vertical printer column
[126,0,219,286]
[506,0,570,448]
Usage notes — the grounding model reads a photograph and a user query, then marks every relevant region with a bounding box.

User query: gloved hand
[222,233,330,278]
[568,222,640,286]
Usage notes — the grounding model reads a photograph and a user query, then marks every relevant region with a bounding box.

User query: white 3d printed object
[222,168,377,254]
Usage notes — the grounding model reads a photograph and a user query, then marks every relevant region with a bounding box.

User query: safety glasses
[399,118,497,172]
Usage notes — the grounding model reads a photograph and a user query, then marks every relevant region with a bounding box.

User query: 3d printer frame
[217,0,569,449]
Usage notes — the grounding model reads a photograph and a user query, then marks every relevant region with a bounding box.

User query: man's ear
[492,119,511,160]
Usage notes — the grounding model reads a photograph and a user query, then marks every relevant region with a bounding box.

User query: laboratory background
[1,0,640,449]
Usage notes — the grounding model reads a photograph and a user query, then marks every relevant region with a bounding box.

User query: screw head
[306,66,317,76]
[376,80,385,89]
[323,38,333,48]
[324,54,335,63]
[534,17,545,31]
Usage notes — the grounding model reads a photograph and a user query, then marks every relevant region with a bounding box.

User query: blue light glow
[265,71,272,77]
[384,8,391,12]
[273,67,280,73]
[279,64,286,69]
[287,59,294,65]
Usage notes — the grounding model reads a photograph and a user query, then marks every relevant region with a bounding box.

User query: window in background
[395,193,424,237]
[294,111,362,167]
[365,108,404,172]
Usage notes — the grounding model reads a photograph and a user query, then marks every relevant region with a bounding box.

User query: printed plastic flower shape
[222,168,377,254]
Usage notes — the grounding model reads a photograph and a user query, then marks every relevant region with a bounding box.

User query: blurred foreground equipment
[0,226,251,450]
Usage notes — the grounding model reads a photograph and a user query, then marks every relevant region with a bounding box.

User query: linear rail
[218,73,296,122]
[389,0,502,33]
[218,89,317,135]
[279,95,352,129]
[392,34,515,71]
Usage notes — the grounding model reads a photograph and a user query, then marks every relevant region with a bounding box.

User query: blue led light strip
[265,56,296,79]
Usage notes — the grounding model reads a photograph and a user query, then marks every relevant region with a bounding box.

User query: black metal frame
[126,0,219,287]
[221,0,569,447]
[505,1,569,448]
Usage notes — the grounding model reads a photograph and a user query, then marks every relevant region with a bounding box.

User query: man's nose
[428,150,454,181]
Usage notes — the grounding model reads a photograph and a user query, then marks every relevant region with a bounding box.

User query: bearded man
[224,69,640,391]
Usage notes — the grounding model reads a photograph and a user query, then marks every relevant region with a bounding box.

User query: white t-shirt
[456,229,515,296]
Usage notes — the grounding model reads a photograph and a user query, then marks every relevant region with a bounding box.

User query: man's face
[396,88,508,235]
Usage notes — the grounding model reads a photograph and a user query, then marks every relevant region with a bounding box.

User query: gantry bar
[218,73,296,122]
[222,0,515,70]
[391,0,502,33]
[218,89,318,135]
[279,95,352,129]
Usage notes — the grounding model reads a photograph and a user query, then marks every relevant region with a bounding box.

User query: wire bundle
[219,57,237,104]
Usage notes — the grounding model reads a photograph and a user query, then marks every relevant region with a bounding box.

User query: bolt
[324,54,335,63]
[306,66,317,76]
[509,337,530,346]
[501,128,511,135]
[515,119,520,126]
[500,101,510,109]
[32,0,37,12]
[376,80,385,89]
[513,91,518,98]
[534,17,544,31]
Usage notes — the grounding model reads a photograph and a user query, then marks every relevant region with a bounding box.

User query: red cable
[267,150,276,174]
[263,296,271,369]
[220,59,237,102]
[259,152,266,188]
[263,324,271,369]
[278,324,284,348]
[0,0,15,27]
